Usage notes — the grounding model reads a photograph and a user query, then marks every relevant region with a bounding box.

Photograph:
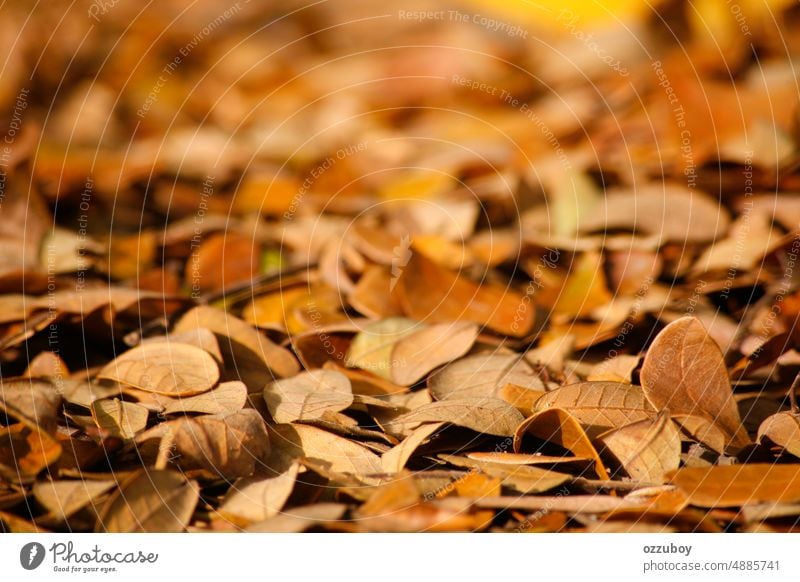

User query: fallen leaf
[533,382,655,432]
[96,469,199,532]
[669,464,800,507]
[599,413,681,483]
[552,251,612,317]
[396,252,534,337]
[218,462,299,525]
[268,423,382,480]
[0,378,62,429]
[390,321,479,386]
[579,184,730,243]
[264,369,353,423]
[90,398,149,439]
[466,452,592,466]
[429,353,544,401]
[439,455,572,495]
[245,503,347,532]
[345,317,419,380]
[174,306,299,382]
[391,398,524,436]
[587,355,641,383]
[381,422,445,473]
[98,342,220,396]
[757,412,800,457]
[169,409,270,479]
[640,316,750,452]
[33,479,115,523]
[0,402,62,484]
[514,408,609,479]
[163,381,248,415]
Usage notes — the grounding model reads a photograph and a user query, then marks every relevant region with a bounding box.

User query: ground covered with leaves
[2,0,800,532]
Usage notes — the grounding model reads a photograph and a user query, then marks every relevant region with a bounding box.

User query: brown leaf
[90,398,149,439]
[599,413,681,483]
[0,378,62,430]
[263,369,353,423]
[514,408,609,479]
[268,423,382,480]
[673,414,730,454]
[757,412,800,457]
[587,355,641,383]
[533,382,655,432]
[439,455,572,495]
[390,321,479,386]
[381,422,445,473]
[391,398,524,437]
[579,184,730,243]
[396,252,535,337]
[466,452,593,466]
[162,381,248,416]
[345,317,419,380]
[33,479,115,523]
[244,503,347,532]
[0,403,62,483]
[186,231,258,294]
[142,328,223,364]
[218,462,299,525]
[98,342,220,396]
[551,250,612,317]
[429,353,544,401]
[640,316,750,452]
[170,409,270,479]
[174,306,299,382]
[96,469,199,532]
[669,464,800,507]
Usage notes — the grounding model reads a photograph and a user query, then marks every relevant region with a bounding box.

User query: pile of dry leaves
[2,0,800,532]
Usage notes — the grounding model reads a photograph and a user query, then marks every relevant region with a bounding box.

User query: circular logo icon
[20,542,46,570]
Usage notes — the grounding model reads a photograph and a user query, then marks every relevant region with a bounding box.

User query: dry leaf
[98,342,220,396]
[174,306,299,381]
[381,422,445,473]
[391,398,524,437]
[268,423,382,480]
[162,381,247,415]
[439,455,572,495]
[218,462,299,525]
[599,413,681,483]
[429,353,544,401]
[579,185,730,243]
[533,382,655,432]
[345,317,419,380]
[757,412,800,457]
[96,469,199,532]
[33,479,115,523]
[587,355,641,383]
[640,316,750,452]
[669,464,800,507]
[245,503,347,533]
[0,378,62,429]
[263,369,353,423]
[514,408,609,479]
[0,402,62,483]
[396,253,535,337]
[390,321,479,386]
[466,452,592,466]
[90,398,149,439]
[170,409,270,479]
